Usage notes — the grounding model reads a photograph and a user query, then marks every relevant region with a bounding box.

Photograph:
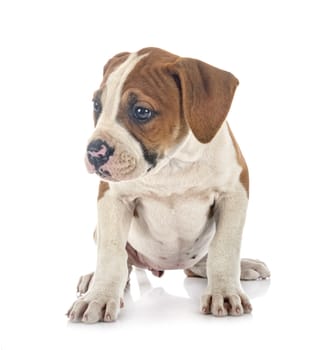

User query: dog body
[67,48,269,323]
[120,123,242,273]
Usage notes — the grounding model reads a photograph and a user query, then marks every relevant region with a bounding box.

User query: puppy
[67,47,270,323]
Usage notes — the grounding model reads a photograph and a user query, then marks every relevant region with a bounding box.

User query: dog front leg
[201,187,252,316]
[67,190,132,323]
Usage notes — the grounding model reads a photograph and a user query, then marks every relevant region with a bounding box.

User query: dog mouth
[93,159,114,180]
[86,151,140,181]
[96,167,111,178]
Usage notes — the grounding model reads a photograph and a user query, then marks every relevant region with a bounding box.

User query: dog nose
[87,139,115,169]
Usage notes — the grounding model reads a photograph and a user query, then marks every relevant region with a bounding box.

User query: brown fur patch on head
[102,52,130,85]
[116,48,188,158]
[97,181,109,200]
[91,52,131,126]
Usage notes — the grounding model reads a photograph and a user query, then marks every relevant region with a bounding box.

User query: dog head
[85,47,238,182]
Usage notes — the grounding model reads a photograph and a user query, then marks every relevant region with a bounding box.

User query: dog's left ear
[167,58,239,143]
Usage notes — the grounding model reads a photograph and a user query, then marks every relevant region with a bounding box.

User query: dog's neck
[149,122,229,175]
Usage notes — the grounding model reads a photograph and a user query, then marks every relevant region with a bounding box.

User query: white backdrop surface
[0,1,318,349]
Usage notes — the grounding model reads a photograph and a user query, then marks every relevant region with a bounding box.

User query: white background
[0,0,318,349]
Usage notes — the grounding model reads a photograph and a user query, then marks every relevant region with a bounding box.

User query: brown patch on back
[117,48,188,157]
[97,181,110,200]
[227,123,249,196]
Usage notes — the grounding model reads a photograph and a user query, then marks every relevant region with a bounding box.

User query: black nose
[87,139,115,169]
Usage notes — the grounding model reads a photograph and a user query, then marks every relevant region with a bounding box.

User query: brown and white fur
[67,48,270,323]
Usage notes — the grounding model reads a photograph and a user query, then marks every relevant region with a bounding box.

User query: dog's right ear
[102,52,130,77]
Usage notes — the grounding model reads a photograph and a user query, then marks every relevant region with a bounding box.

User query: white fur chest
[128,187,217,270]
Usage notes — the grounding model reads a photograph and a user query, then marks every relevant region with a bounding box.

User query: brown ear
[168,58,239,143]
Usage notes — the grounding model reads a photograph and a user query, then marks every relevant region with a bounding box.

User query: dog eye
[93,99,102,114]
[133,106,154,122]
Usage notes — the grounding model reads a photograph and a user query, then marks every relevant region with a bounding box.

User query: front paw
[200,288,252,317]
[67,289,124,323]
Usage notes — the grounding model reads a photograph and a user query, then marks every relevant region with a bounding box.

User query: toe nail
[246,305,253,313]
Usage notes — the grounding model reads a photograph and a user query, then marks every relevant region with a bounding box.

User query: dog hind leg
[240,258,270,280]
[76,263,133,296]
[77,272,94,296]
[184,256,207,278]
[185,257,270,280]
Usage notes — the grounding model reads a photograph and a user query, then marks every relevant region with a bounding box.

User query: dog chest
[127,191,216,269]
